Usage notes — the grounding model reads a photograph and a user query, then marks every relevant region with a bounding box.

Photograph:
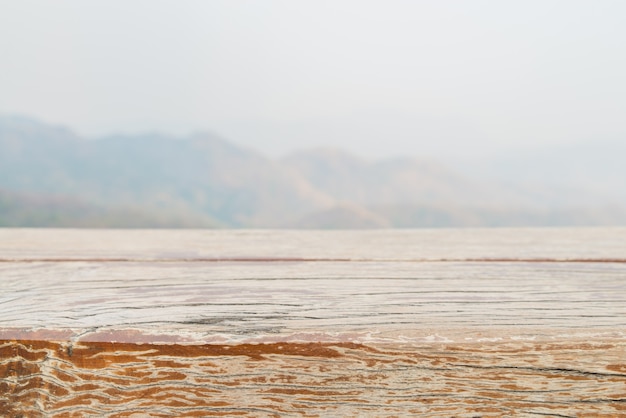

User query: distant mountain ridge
[0,116,333,227]
[282,148,530,208]
[0,188,218,228]
[1,115,625,228]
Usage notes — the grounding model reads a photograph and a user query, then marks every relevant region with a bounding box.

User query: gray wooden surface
[1,228,625,416]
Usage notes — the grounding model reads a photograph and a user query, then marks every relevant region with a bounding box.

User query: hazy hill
[282,148,529,208]
[77,132,333,226]
[370,203,626,228]
[281,148,626,228]
[0,188,217,228]
[0,116,333,227]
[290,202,392,229]
[1,115,625,228]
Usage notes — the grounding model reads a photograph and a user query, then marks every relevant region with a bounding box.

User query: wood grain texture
[3,339,626,417]
[1,228,626,416]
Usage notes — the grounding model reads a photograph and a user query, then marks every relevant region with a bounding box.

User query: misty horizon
[2,114,626,229]
[2,1,625,160]
[2,112,623,164]
[2,1,625,228]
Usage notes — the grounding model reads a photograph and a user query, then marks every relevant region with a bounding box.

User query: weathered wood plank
[3,339,626,417]
[1,227,625,261]
[1,260,626,341]
[1,228,625,416]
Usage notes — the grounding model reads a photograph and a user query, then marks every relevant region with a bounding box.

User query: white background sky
[1,0,625,159]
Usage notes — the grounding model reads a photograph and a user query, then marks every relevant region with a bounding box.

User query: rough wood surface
[1,228,626,416]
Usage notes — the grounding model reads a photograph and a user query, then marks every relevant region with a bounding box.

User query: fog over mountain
[465,139,626,208]
[1,115,625,228]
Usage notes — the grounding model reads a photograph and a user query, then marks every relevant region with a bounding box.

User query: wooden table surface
[1,228,625,417]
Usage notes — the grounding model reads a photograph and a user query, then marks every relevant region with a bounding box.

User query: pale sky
[1,0,625,159]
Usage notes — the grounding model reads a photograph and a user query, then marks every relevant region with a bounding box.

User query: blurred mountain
[0,188,218,228]
[1,115,625,228]
[282,148,530,208]
[0,116,333,227]
[290,202,391,229]
[370,203,626,228]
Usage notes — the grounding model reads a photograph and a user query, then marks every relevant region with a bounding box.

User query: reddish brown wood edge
[2,339,626,417]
